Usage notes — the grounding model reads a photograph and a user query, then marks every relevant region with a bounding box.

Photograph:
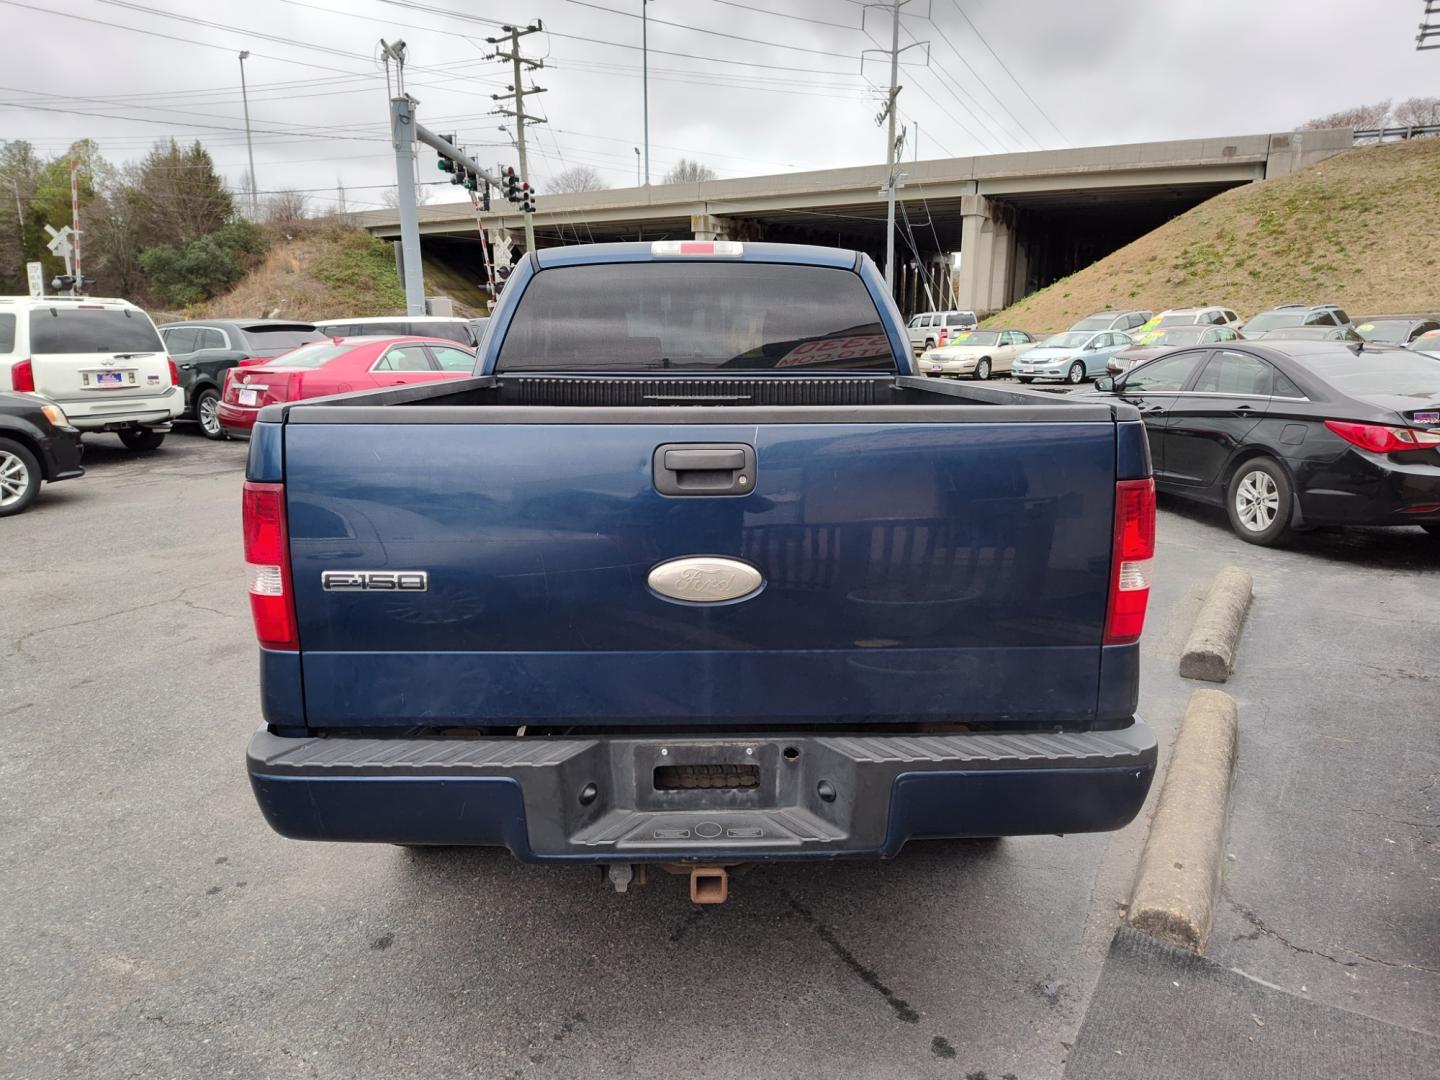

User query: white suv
[906,310,979,353]
[0,296,182,450]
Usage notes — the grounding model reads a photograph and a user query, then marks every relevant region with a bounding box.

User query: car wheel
[1016,376,1033,384]
[1066,361,1086,384]
[194,388,225,440]
[118,428,166,452]
[0,437,41,517]
[974,358,991,381]
[924,338,936,351]
[1225,458,1294,546]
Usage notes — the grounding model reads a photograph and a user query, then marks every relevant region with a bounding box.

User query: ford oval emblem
[647,556,764,605]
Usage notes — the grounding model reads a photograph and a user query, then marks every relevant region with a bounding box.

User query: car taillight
[242,481,298,651]
[12,359,34,393]
[1104,478,1156,646]
[1324,419,1440,453]
[167,357,179,385]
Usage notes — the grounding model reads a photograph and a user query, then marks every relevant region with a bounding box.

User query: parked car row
[0,297,487,515]
[915,301,1440,386]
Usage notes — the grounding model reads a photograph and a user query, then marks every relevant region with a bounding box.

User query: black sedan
[1089,341,1440,545]
[0,391,84,517]
[158,320,328,439]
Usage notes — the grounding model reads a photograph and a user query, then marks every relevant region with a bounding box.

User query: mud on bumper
[247,722,1156,862]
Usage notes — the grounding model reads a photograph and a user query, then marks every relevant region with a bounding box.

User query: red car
[217,336,476,437]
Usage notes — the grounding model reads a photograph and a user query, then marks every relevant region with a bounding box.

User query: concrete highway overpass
[355,128,1354,317]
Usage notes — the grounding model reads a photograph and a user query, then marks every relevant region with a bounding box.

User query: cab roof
[533,241,861,271]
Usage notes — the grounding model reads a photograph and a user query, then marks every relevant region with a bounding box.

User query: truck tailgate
[284,419,1117,729]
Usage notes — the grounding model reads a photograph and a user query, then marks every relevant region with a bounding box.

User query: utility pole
[68,158,81,294]
[238,51,258,219]
[642,0,652,185]
[634,146,641,186]
[487,23,546,253]
[863,0,925,296]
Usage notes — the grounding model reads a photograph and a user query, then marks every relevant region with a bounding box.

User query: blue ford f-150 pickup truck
[244,241,1158,901]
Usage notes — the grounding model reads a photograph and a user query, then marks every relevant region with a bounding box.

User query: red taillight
[242,481,298,650]
[167,357,179,385]
[1324,419,1440,453]
[12,359,34,393]
[1104,478,1156,646]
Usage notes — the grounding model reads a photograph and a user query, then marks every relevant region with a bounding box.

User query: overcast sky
[1,0,1434,211]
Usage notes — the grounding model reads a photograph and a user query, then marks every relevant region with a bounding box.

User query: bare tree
[663,158,718,184]
[1300,100,1392,131]
[1392,96,1440,131]
[380,185,434,208]
[265,188,310,228]
[548,165,608,193]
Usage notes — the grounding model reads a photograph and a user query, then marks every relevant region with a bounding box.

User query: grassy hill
[984,138,1440,331]
[198,223,487,321]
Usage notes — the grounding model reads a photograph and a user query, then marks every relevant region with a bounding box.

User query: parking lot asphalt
[3,430,1435,1079]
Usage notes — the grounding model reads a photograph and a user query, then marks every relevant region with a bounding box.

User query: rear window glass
[1243,312,1304,334]
[263,342,354,369]
[0,314,15,353]
[1298,350,1440,397]
[28,308,164,353]
[1070,315,1114,331]
[496,263,894,372]
[243,327,327,352]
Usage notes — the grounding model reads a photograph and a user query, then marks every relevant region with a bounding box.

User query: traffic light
[480,183,491,212]
[437,136,457,178]
[462,168,478,193]
[518,181,535,213]
[502,165,519,202]
[50,275,75,291]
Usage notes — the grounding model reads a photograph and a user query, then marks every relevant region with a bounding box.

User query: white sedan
[918,329,1036,380]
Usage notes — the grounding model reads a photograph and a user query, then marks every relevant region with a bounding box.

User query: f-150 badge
[647,557,763,604]
[321,571,428,591]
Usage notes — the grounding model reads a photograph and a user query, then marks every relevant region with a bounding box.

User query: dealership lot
[2,433,1435,1079]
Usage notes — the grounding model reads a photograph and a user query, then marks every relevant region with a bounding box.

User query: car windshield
[496,262,893,372]
[1302,350,1440,397]
[28,308,164,353]
[1156,313,1199,327]
[1042,332,1094,349]
[1070,316,1114,331]
[263,342,355,369]
[1354,319,1415,342]
[1136,327,1206,346]
[1243,311,1306,333]
[944,331,999,346]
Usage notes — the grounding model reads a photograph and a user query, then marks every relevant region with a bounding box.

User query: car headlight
[41,403,69,427]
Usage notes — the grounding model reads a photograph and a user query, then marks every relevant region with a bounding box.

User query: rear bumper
[61,389,184,430]
[217,402,259,438]
[247,720,1156,862]
[1294,450,1440,525]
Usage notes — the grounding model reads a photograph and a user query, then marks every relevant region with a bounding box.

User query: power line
[941,0,1068,144]
[919,9,1042,148]
[562,0,861,61]
[0,0,365,78]
[375,0,862,76]
[700,0,863,30]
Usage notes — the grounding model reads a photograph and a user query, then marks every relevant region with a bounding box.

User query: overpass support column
[691,213,730,241]
[955,195,1017,317]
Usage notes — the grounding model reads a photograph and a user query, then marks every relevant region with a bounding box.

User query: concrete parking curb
[1127,689,1238,952]
[1179,566,1253,683]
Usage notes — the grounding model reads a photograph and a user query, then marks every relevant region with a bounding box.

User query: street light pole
[634,146,641,186]
[238,51,258,219]
[642,0,651,185]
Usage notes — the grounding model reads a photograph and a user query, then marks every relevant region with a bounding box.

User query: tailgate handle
[654,443,756,496]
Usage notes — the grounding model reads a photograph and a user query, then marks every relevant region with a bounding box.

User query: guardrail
[1353,124,1440,141]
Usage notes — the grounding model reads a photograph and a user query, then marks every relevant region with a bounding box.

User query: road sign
[26,261,43,298]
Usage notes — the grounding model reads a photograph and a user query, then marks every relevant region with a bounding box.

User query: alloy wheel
[0,450,30,508]
[1234,470,1279,532]
[198,394,222,437]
